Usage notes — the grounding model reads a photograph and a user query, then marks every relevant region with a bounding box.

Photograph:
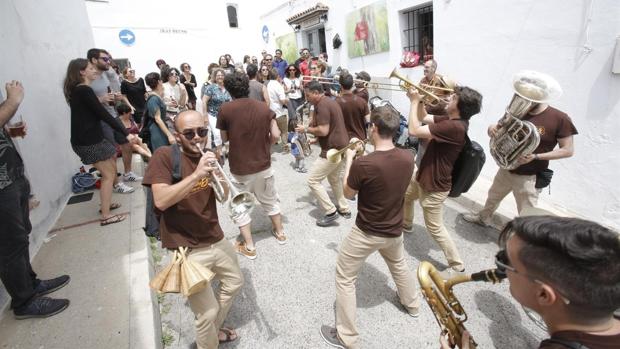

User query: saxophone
[295,102,312,157]
[417,261,506,348]
[490,71,563,170]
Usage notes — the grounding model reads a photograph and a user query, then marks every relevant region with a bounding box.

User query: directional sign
[262,25,269,43]
[119,29,135,46]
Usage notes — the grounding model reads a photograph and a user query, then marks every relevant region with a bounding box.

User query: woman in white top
[161,67,187,130]
[283,65,303,122]
[266,68,289,152]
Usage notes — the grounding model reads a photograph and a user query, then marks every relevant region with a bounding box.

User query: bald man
[143,111,243,348]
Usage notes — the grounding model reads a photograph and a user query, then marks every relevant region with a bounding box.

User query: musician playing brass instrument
[320,105,420,349]
[441,214,620,349]
[420,59,455,115]
[463,72,577,227]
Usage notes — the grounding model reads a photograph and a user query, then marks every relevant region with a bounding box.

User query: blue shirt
[273,58,288,78]
[204,84,231,118]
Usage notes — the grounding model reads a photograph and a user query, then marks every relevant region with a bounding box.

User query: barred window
[402,4,433,63]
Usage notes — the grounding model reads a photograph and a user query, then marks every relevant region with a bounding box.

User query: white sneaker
[122,171,143,182]
[113,182,135,194]
[462,213,489,227]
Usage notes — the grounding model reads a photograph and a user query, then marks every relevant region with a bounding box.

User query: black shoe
[14,297,70,320]
[316,212,339,227]
[337,209,351,219]
[35,275,70,297]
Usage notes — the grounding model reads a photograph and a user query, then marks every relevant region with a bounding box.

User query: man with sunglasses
[87,48,140,192]
[217,71,288,259]
[143,110,243,348]
[443,214,620,349]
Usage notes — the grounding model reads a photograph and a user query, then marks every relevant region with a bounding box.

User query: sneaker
[396,290,420,317]
[35,275,70,297]
[316,211,339,227]
[122,171,143,182]
[337,209,351,219]
[272,230,288,245]
[14,297,70,320]
[113,182,135,194]
[439,267,466,281]
[462,213,488,227]
[319,325,345,349]
[235,241,257,260]
[295,167,308,173]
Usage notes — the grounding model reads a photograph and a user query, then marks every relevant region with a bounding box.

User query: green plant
[161,329,174,347]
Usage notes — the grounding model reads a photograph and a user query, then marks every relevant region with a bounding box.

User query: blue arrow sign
[262,25,269,43]
[119,29,135,46]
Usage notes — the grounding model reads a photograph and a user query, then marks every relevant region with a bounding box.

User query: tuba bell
[490,70,562,170]
[417,261,507,348]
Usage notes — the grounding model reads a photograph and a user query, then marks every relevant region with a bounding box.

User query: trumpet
[326,138,365,164]
[388,68,446,107]
[197,146,255,220]
[301,75,369,87]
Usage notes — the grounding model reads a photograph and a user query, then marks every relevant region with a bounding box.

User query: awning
[286,2,329,25]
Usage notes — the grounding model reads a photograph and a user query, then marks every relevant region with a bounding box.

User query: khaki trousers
[230,167,280,227]
[478,168,538,221]
[335,226,420,349]
[275,115,288,146]
[403,177,464,271]
[307,157,349,214]
[187,238,244,349]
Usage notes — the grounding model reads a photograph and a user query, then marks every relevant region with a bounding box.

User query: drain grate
[67,192,94,205]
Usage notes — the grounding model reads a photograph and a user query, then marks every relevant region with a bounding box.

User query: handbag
[71,172,97,193]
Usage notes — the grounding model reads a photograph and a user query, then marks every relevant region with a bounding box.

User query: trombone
[326,138,365,164]
[387,68,447,107]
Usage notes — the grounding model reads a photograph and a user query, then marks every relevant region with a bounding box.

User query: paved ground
[157,144,547,349]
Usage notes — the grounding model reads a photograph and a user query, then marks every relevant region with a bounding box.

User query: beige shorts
[230,167,280,227]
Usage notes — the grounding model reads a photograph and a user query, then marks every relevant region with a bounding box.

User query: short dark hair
[275,49,282,54]
[116,103,132,115]
[499,216,620,318]
[370,106,400,139]
[267,68,279,81]
[454,86,482,120]
[339,73,354,90]
[87,48,104,62]
[224,71,249,99]
[246,64,258,79]
[161,67,180,82]
[304,80,323,94]
[145,72,161,89]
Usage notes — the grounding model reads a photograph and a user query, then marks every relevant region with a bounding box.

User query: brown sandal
[218,327,238,343]
[99,203,121,213]
[100,214,126,226]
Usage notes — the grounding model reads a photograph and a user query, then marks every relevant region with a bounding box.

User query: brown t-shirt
[539,329,620,349]
[336,93,369,141]
[348,148,415,237]
[142,146,224,249]
[417,115,467,192]
[511,106,578,175]
[354,88,369,103]
[313,97,349,158]
[217,97,275,175]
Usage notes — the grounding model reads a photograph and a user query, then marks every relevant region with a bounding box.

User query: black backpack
[449,133,485,198]
[143,144,183,239]
[138,95,159,151]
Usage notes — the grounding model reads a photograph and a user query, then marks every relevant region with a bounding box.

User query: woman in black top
[63,58,136,226]
[120,67,147,124]
[180,63,197,110]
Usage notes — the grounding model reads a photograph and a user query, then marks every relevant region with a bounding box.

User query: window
[402,4,433,63]
[227,4,238,28]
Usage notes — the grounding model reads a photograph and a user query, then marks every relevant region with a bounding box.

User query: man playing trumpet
[320,106,420,349]
[143,111,243,348]
[296,81,351,226]
[403,86,482,277]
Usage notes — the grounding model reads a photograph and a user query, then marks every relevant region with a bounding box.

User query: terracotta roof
[286,2,329,24]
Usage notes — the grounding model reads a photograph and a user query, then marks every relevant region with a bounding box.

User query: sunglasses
[128,69,135,73]
[169,72,178,76]
[265,58,273,61]
[494,249,571,304]
[99,57,110,62]
[181,127,209,140]
[288,68,297,71]
[261,68,268,72]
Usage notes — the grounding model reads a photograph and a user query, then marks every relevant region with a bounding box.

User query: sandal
[218,327,238,343]
[99,203,122,213]
[100,214,126,226]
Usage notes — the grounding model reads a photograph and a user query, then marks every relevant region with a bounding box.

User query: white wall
[85,0,269,86]
[261,0,620,229]
[0,0,94,305]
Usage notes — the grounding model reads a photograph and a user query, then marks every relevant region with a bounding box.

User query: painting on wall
[346,1,390,58]
[276,32,299,65]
